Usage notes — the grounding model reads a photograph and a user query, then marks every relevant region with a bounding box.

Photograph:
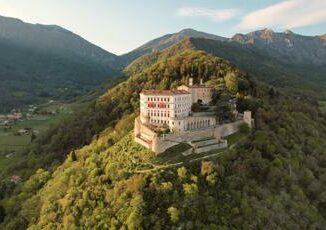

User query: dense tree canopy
[1,40,325,229]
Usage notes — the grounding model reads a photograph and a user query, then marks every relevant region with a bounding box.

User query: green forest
[0,39,325,229]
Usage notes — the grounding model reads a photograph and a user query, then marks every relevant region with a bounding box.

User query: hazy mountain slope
[0,16,122,112]
[120,28,226,64]
[230,29,326,65]
[0,15,120,66]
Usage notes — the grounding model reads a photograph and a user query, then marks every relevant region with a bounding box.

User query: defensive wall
[135,114,252,154]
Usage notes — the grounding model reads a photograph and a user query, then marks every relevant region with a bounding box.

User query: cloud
[238,0,326,30]
[177,7,240,22]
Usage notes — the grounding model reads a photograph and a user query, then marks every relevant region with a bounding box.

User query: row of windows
[186,120,211,130]
[150,120,181,126]
[175,97,191,102]
[148,110,170,117]
[147,103,170,109]
[150,119,169,125]
[147,97,170,102]
[175,103,191,108]
[147,96,191,102]
[176,109,189,114]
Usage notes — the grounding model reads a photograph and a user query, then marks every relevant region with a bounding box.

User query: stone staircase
[190,137,227,154]
[135,134,152,149]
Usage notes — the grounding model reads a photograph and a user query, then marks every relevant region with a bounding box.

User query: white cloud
[177,7,240,22]
[238,0,326,30]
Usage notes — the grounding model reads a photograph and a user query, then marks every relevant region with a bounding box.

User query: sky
[0,0,325,55]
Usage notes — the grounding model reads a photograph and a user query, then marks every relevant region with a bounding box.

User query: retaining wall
[134,116,246,154]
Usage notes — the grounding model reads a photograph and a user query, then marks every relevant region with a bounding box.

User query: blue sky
[0,0,325,54]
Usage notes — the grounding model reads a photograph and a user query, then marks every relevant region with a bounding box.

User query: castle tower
[189,78,193,86]
[243,111,252,128]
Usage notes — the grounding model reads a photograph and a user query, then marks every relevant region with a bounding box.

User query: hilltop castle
[139,78,216,133]
[134,78,252,154]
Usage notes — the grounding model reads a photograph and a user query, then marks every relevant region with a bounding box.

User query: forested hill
[189,37,326,99]
[121,29,326,100]
[1,39,326,229]
[0,15,122,112]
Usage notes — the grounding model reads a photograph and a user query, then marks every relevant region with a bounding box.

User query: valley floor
[0,101,82,179]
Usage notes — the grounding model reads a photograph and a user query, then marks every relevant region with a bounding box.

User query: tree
[30,132,36,143]
[0,204,5,223]
[201,161,215,176]
[167,207,179,223]
[191,103,201,112]
[224,72,238,94]
[70,150,77,161]
[183,183,198,197]
[177,167,187,179]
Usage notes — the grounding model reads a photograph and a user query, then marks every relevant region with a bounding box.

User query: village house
[17,128,29,135]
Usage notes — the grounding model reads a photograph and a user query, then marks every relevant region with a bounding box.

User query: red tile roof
[141,89,190,96]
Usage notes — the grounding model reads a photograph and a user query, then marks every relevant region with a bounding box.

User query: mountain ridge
[0,15,120,67]
[120,28,227,64]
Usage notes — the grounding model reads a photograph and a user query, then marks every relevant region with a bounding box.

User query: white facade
[140,90,192,132]
[140,88,216,133]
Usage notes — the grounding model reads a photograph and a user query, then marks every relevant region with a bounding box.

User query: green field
[319,101,326,113]
[0,115,52,152]
[0,101,81,160]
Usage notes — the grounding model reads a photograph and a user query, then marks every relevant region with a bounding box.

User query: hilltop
[1,39,326,229]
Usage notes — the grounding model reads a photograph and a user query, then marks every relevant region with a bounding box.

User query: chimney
[189,78,193,86]
[200,78,203,85]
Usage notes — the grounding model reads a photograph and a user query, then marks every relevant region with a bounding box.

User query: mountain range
[0,15,325,112]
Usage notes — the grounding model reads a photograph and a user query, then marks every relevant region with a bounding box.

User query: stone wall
[194,140,228,154]
[152,137,178,155]
[134,117,156,141]
[216,120,244,138]
[135,116,247,154]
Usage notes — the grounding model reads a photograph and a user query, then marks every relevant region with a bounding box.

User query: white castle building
[134,78,253,154]
[139,79,215,133]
